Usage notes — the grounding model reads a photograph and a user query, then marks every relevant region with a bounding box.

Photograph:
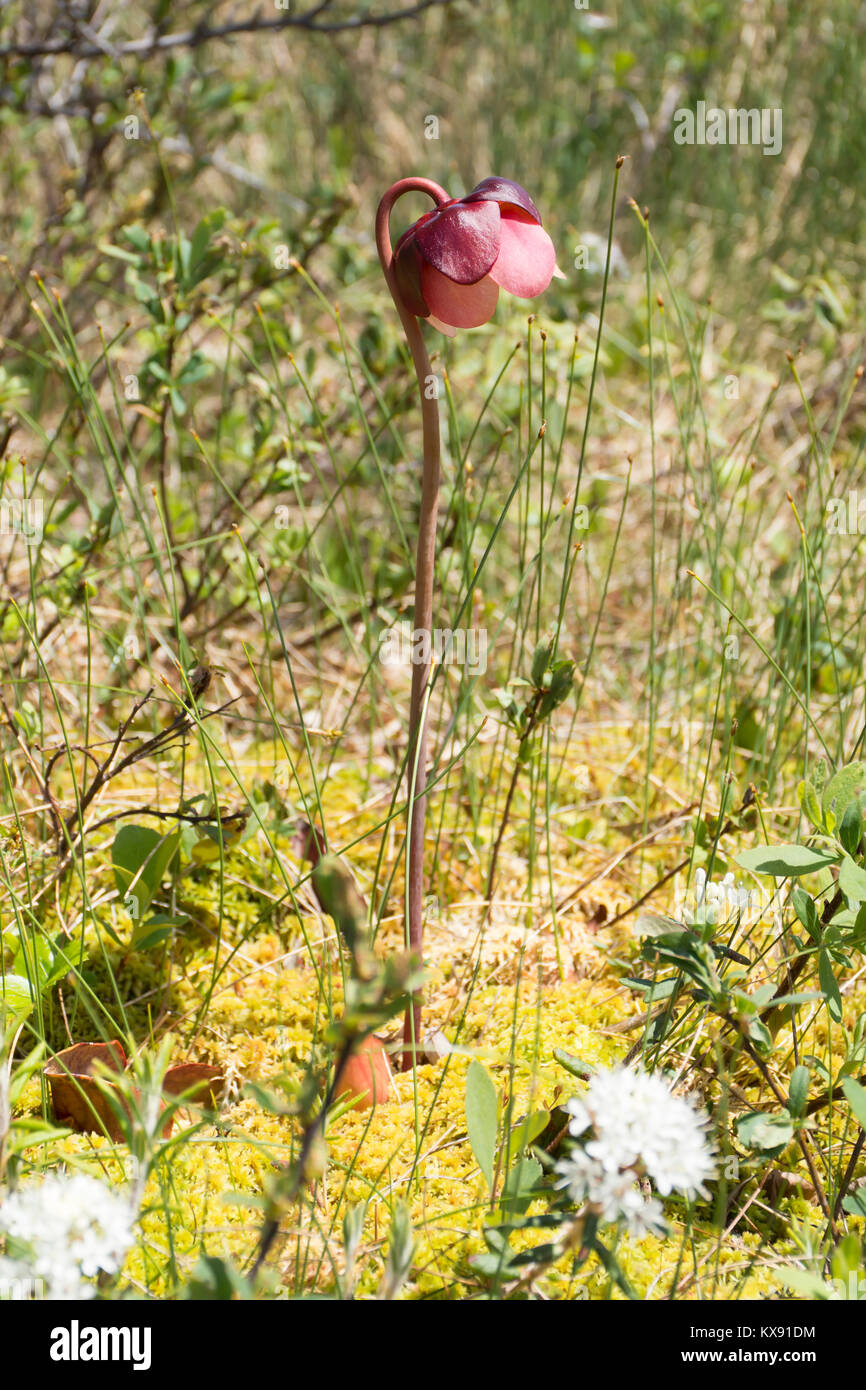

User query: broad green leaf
[791,886,820,942]
[736,1111,794,1154]
[777,1268,834,1300]
[840,799,863,856]
[797,778,824,830]
[465,1060,498,1193]
[842,1190,866,1218]
[839,854,866,907]
[736,844,839,877]
[500,1156,543,1216]
[841,1076,866,1130]
[131,915,183,952]
[0,972,34,1019]
[530,640,551,688]
[510,1109,549,1153]
[822,762,866,831]
[763,991,823,1011]
[819,949,843,1023]
[788,1065,811,1117]
[112,825,180,918]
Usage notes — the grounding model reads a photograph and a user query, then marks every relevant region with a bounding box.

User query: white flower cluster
[0,1172,135,1300]
[683,868,751,928]
[554,1066,715,1235]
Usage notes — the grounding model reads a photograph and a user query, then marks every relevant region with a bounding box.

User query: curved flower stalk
[376,176,557,1069]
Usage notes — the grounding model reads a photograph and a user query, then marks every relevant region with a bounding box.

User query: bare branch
[0,0,457,60]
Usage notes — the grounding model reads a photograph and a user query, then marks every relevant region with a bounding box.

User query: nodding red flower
[392,176,558,335]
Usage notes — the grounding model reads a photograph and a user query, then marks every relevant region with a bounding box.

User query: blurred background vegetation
[3,0,866,1301]
[2,0,866,872]
[3,0,864,331]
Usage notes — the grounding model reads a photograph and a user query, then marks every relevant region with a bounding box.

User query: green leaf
[797,778,824,830]
[553,1049,593,1081]
[500,1156,543,1216]
[131,915,182,952]
[380,1200,414,1298]
[189,209,227,277]
[839,854,866,907]
[530,640,551,688]
[819,949,843,1023]
[839,799,863,856]
[823,762,866,831]
[777,1268,834,1300]
[736,1111,794,1154]
[842,1190,866,1218]
[123,224,151,254]
[788,1065,811,1118]
[841,1076,866,1130]
[0,972,35,1020]
[736,844,839,877]
[112,825,180,919]
[791,886,821,942]
[510,1109,549,1153]
[465,1060,498,1193]
[186,1254,253,1301]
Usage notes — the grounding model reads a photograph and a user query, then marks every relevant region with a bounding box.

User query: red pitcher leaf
[162,1063,225,1108]
[45,1041,129,1141]
[43,1041,213,1140]
[334,1035,393,1110]
[47,1039,128,1076]
[293,818,326,868]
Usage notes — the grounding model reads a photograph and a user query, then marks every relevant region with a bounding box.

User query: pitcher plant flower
[376,175,557,1069]
[391,176,557,334]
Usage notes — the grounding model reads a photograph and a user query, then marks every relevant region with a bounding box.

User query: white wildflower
[554,1146,665,1235]
[0,1172,135,1300]
[684,868,751,928]
[554,1066,715,1229]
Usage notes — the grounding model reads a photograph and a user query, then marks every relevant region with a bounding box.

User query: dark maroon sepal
[414,198,500,285]
[463,176,542,225]
[393,235,430,317]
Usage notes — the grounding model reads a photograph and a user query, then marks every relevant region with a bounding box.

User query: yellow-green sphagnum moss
[11,756,852,1299]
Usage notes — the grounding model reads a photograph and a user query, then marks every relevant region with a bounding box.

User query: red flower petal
[414,199,500,285]
[489,216,556,299]
[420,263,500,328]
[464,176,542,225]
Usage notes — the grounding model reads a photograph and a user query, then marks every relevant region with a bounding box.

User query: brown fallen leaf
[44,1040,225,1142]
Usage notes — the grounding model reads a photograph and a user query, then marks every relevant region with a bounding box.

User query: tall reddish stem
[376,177,449,1070]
